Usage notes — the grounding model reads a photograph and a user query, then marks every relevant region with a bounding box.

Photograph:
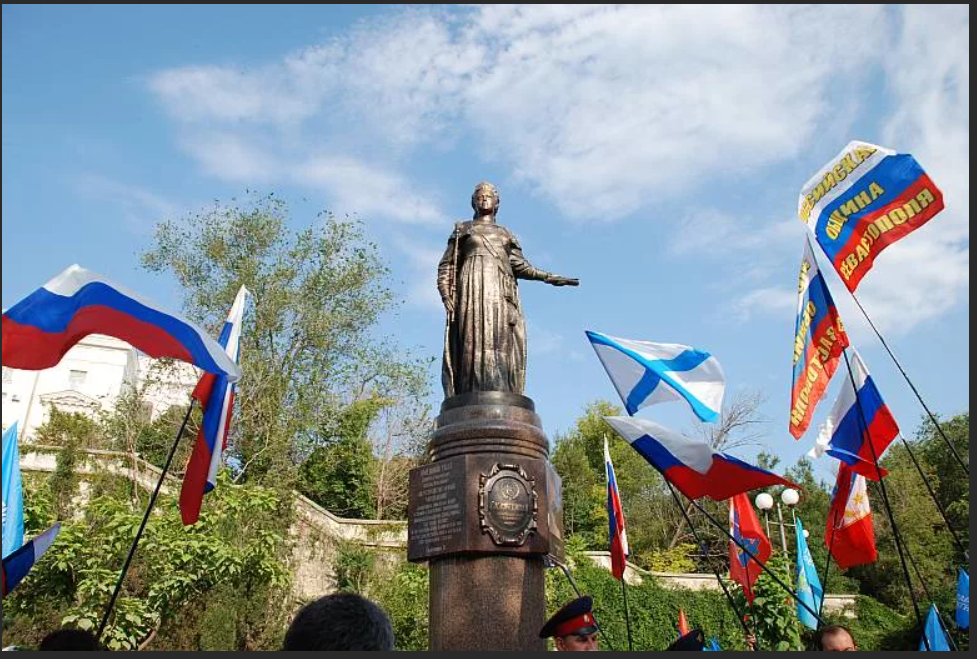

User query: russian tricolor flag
[605,416,796,502]
[605,437,630,581]
[798,141,944,292]
[180,286,249,526]
[2,523,60,598]
[823,350,898,480]
[2,265,241,382]
[789,241,849,439]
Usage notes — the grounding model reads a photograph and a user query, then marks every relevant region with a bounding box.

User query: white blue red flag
[2,265,241,382]
[729,494,770,603]
[790,241,849,439]
[604,416,795,502]
[180,286,249,526]
[604,437,630,581]
[2,523,60,598]
[823,350,898,479]
[826,462,877,569]
[798,141,944,292]
[586,331,725,422]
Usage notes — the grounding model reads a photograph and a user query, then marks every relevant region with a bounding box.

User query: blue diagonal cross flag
[794,517,824,630]
[920,604,950,651]
[2,422,25,559]
[957,570,969,630]
[586,331,725,422]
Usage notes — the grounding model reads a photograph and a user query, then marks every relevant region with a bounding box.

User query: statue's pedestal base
[408,392,563,651]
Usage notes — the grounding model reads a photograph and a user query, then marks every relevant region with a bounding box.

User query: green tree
[4,472,289,651]
[142,193,429,487]
[297,398,387,518]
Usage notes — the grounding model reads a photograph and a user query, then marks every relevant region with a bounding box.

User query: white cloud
[180,133,279,183]
[296,157,444,224]
[527,321,565,356]
[73,174,179,230]
[148,5,888,220]
[859,3,971,335]
[727,286,795,323]
[393,236,445,310]
[146,5,967,332]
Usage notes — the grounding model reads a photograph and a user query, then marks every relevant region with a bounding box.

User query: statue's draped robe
[438,221,553,397]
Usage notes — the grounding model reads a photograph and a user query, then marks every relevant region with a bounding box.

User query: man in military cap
[539,595,600,651]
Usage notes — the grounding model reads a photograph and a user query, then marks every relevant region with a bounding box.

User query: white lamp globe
[781,488,800,506]
[755,493,774,511]
[803,529,810,539]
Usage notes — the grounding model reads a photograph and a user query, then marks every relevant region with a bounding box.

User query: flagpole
[678,494,829,627]
[663,480,755,649]
[804,232,968,476]
[545,555,616,651]
[895,433,968,559]
[848,290,969,476]
[817,504,841,630]
[621,577,633,651]
[904,545,959,652]
[840,349,929,649]
[95,398,195,643]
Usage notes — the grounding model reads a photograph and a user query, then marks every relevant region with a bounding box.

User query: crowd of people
[13,592,861,651]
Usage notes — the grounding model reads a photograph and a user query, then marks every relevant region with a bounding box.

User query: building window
[69,370,88,390]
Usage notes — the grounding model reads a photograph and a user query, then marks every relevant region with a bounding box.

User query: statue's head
[471,182,500,218]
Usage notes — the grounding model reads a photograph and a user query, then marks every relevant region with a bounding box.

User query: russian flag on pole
[2,523,60,598]
[2,265,241,382]
[605,437,630,581]
[826,463,877,569]
[823,350,898,479]
[729,494,770,603]
[798,140,944,292]
[586,331,725,422]
[180,286,249,526]
[605,417,796,501]
[789,241,850,439]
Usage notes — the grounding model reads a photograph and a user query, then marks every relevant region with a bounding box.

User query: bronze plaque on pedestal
[479,463,537,546]
[408,454,562,562]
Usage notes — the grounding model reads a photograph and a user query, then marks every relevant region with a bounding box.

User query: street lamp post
[755,492,774,539]
[779,488,800,553]
[755,489,800,554]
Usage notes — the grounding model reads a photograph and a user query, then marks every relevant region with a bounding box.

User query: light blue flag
[794,517,823,630]
[2,422,25,559]
[920,604,950,651]
[704,638,722,651]
[957,570,969,630]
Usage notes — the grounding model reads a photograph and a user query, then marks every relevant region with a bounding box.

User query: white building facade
[2,334,198,439]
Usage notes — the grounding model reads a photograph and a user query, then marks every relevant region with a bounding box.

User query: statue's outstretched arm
[510,239,579,287]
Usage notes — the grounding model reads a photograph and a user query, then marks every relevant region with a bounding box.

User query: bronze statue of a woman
[437,182,579,397]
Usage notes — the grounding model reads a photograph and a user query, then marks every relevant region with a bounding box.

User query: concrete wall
[19,447,855,616]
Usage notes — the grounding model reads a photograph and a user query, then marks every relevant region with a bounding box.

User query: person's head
[818,625,857,651]
[471,182,500,219]
[540,595,599,651]
[38,629,101,651]
[283,593,394,651]
[555,629,599,652]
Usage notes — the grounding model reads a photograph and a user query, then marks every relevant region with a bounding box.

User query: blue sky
[2,5,969,482]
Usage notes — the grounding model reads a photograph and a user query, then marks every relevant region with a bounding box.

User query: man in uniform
[539,595,600,651]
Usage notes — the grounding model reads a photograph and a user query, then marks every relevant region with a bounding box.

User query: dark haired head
[39,629,101,651]
[283,593,394,651]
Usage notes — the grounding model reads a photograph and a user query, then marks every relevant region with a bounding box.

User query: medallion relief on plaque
[478,463,538,546]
